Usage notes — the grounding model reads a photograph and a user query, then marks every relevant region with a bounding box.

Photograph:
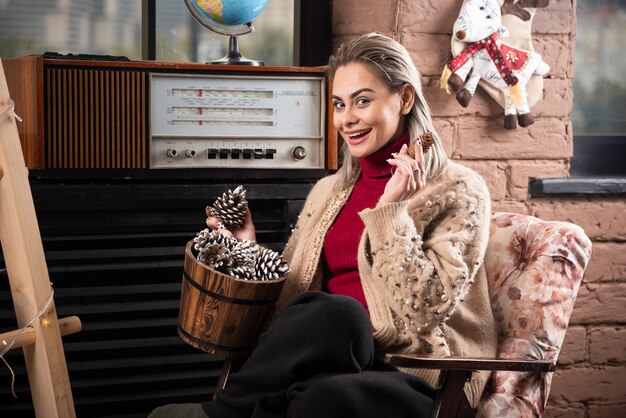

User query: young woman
[150,32,497,418]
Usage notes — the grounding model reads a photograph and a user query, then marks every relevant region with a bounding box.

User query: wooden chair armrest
[385,354,556,373]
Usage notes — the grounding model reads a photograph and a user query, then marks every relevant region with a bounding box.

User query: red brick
[588,404,626,418]
[566,34,576,79]
[558,326,587,366]
[403,33,453,76]
[533,79,574,118]
[398,0,460,34]
[331,34,355,54]
[332,0,398,35]
[584,242,626,283]
[491,200,529,215]
[457,160,507,201]
[331,32,401,55]
[529,199,626,241]
[571,284,626,325]
[588,327,626,364]
[454,118,572,160]
[506,160,569,200]
[544,404,586,418]
[432,118,454,158]
[533,0,575,35]
[549,365,626,403]
[534,34,573,80]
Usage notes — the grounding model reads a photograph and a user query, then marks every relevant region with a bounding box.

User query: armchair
[386,212,592,418]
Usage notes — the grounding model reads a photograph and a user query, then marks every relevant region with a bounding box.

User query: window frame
[140,0,331,66]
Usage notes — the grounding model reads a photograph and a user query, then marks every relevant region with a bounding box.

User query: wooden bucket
[178,241,286,355]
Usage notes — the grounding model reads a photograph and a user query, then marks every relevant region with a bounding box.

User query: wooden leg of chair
[215,356,233,395]
[429,370,474,418]
[213,355,246,399]
[457,389,475,418]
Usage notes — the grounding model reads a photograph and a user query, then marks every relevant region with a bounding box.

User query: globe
[190,0,269,27]
[184,0,270,65]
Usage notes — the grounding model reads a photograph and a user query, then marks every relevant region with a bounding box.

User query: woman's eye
[356,98,370,106]
[333,101,345,110]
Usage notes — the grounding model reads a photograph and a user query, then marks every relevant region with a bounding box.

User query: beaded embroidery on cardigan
[278,162,497,408]
[300,184,354,292]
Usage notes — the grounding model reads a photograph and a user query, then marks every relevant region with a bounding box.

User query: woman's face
[332,62,408,159]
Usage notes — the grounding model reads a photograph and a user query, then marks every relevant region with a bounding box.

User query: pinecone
[210,232,239,252]
[197,243,230,271]
[194,228,235,250]
[420,131,435,153]
[229,239,258,269]
[228,265,253,281]
[192,200,291,281]
[408,131,435,158]
[193,228,210,251]
[253,246,291,281]
[211,185,248,228]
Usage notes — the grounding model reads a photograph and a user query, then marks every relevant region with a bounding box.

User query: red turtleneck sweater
[323,133,410,312]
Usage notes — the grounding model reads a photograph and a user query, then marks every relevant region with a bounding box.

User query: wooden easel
[0,59,81,418]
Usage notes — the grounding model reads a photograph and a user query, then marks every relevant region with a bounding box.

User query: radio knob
[185,149,196,158]
[166,148,178,158]
[292,146,307,161]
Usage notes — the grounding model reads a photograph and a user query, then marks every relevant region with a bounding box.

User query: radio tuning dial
[292,146,307,161]
[166,149,178,158]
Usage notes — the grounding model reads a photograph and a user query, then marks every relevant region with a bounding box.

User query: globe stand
[209,35,264,66]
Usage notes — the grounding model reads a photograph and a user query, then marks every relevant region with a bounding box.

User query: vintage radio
[3,56,337,171]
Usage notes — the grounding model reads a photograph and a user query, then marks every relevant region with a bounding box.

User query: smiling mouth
[346,129,372,142]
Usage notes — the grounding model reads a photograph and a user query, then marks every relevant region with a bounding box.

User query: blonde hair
[327,33,447,191]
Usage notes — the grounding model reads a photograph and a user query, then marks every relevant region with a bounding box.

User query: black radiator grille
[0,176,315,418]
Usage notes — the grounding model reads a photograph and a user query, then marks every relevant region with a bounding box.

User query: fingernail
[391,152,398,157]
[402,144,407,149]
[386,158,393,163]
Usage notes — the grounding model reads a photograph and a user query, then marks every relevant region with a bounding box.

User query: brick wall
[332,0,626,416]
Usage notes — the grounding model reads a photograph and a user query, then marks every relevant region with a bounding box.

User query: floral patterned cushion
[476,212,592,418]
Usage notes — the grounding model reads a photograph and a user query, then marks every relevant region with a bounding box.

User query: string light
[1,357,15,398]
[2,98,41,399]
[0,287,55,398]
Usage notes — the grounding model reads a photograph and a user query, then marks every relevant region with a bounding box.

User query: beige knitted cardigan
[277,161,497,407]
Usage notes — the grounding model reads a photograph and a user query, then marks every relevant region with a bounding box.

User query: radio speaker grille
[45,68,148,168]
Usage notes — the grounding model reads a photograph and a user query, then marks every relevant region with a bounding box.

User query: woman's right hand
[378,141,427,206]
[205,206,257,242]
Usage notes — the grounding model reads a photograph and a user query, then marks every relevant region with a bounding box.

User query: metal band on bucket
[177,324,253,353]
[183,270,279,305]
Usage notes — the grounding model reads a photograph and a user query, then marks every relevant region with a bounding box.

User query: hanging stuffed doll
[440,0,551,129]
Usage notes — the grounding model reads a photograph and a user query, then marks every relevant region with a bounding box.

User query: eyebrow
[331,87,376,101]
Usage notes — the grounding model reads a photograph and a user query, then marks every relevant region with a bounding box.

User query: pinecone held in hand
[211,185,248,228]
[192,186,290,281]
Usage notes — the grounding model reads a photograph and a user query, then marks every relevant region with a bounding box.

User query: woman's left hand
[378,141,427,205]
